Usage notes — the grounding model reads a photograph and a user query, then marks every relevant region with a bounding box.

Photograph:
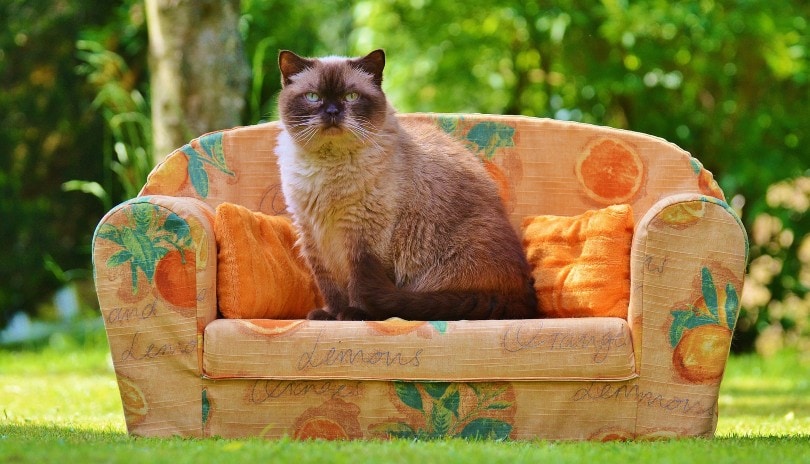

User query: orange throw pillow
[214,203,323,319]
[522,205,634,318]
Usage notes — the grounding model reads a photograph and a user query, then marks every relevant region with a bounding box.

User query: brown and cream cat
[275,49,537,321]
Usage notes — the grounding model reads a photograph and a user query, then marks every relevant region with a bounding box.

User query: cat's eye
[304,92,321,102]
[344,92,359,102]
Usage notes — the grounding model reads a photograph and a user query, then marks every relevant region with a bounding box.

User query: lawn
[1,329,808,463]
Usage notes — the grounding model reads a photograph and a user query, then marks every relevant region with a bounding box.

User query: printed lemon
[672,324,731,383]
[188,218,209,270]
[118,375,148,425]
[576,137,644,204]
[238,319,305,336]
[141,152,189,195]
[659,201,706,228]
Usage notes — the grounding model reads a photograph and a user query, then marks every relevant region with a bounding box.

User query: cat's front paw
[306,308,337,320]
[336,306,372,321]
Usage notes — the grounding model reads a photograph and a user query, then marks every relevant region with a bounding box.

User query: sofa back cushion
[139,114,724,233]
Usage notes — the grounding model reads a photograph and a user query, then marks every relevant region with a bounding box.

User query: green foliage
[0,0,145,326]
[70,39,153,209]
[240,0,355,122]
[2,0,809,352]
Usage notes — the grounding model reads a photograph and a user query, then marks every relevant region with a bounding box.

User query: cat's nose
[325,103,341,116]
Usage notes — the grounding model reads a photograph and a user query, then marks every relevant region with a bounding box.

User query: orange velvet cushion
[214,203,322,319]
[522,205,634,318]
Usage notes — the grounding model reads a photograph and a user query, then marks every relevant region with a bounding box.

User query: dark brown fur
[275,49,537,321]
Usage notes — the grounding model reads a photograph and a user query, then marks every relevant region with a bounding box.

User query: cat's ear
[279,50,313,87]
[353,49,385,87]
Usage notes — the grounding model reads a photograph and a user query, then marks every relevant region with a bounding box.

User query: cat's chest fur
[275,128,395,284]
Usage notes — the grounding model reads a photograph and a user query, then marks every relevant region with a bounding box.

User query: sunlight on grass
[0,334,126,433]
[716,350,810,438]
[1,330,809,463]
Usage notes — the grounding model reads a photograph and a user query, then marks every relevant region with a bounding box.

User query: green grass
[1,329,809,463]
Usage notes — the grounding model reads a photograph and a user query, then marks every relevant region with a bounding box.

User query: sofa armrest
[93,195,217,436]
[627,193,748,436]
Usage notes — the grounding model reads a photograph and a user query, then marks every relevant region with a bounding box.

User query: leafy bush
[2,0,808,353]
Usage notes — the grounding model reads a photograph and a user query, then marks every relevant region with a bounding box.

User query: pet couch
[92,113,748,440]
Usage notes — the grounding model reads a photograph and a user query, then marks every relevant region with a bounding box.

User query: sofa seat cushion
[202,317,637,382]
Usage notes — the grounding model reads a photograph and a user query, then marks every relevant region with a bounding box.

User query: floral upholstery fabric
[93,114,748,440]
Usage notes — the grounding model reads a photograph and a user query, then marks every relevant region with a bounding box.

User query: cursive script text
[297,333,423,371]
[120,332,197,362]
[501,322,628,363]
[572,382,714,417]
[248,380,362,403]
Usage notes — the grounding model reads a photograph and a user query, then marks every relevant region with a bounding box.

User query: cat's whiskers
[285,116,322,146]
[344,116,389,151]
[344,120,382,152]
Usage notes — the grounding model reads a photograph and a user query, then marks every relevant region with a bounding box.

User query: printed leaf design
[465,122,515,159]
[458,418,512,441]
[202,388,210,425]
[486,401,512,410]
[377,382,514,440]
[669,266,739,348]
[689,158,704,175]
[96,223,122,244]
[178,132,234,198]
[369,422,416,439]
[394,382,423,411]
[444,389,461,418]
[423,382,450,399]
[186,153,210,198]
[96,202,194,295]
[724,283,739,329]
[437,115,461,135]
[701,267,719,320]
[430,403,454,436]
[429,321,448,333]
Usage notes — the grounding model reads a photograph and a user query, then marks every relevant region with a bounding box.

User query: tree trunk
[145,0,250,163]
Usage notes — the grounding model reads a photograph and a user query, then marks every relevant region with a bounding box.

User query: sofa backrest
[140,113,725,230]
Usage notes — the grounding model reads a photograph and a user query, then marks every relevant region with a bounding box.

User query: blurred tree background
[1,0,808,354]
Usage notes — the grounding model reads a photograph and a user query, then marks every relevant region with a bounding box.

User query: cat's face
[278,50,389,150]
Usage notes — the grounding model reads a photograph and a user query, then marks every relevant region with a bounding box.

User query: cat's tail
[354,251,538,321]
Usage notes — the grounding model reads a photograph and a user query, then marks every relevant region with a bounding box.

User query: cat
[275,49,538,321]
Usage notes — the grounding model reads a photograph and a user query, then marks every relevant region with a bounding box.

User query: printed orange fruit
[154,249,197,309]
[589,428,634,442]
[368,318,427,336]
[293,418,350,440]
[292,398,362,440]
[576,137,644,204]
[141,152,189,195]
[672,324,731,383]
[117,375,148,425]
[698,168,725,200]
[483,160,512,208]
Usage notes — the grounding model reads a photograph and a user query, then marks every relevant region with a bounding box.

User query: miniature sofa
[92,113,748,440]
